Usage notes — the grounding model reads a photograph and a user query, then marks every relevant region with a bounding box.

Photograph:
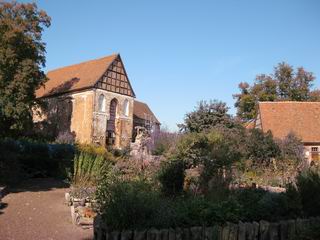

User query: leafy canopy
[0,1,50,136]
[178,100,239,133]
[234,62,320,121]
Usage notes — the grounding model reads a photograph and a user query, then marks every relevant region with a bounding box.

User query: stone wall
[92,88,134,148]
[34,88,134,147]
[34,90,94,143]
[93,216,320,240]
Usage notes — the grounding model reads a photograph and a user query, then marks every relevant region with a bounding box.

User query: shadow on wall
[34,94,76,143]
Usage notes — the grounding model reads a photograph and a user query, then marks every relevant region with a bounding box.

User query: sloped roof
[258,101,320,143]
[36,54,118,98]
[134,100,160,124]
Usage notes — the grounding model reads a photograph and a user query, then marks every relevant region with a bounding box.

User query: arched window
[123,99,129,117]
[98,94,106,112]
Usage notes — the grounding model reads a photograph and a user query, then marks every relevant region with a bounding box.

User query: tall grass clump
[72,144,113,187]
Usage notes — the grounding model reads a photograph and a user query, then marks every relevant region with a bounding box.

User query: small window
[123,99,129,117]
[311,147,319,152]
[98,94,106,112]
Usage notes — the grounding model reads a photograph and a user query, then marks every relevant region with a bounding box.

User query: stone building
[248,101,320,163]
[34,53,160,148]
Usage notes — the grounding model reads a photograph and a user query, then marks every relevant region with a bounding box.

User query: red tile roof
[258,101,320,143]
[36,54,118,98]
[134,100,160,124]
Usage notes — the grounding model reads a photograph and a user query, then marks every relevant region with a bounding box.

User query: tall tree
[234,62,319,121]
[178,100,238,133]
[0,1,50,136]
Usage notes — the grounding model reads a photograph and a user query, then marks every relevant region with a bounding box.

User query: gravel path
[0,178,93,240]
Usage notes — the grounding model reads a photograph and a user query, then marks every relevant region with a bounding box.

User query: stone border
[93,216,320,240]
[0,186,7,202]
[66,192,96,229]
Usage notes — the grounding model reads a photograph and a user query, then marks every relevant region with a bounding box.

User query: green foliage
[234,62,320,121]
[96,177,162,230]
[296,222,320,240]
[0,1,50,136]
[72,144,114,186]
[178,100,239,133]
[158,159,185,196]
[152,129,179,156]
[245,129,280,166]
[173,128,243,192]
[296,170,320,217]
[277,132,304,164]
[0,138,74,184]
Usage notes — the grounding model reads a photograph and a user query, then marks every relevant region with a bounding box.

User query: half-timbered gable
[95,56,135,97]
[34,53,160,149]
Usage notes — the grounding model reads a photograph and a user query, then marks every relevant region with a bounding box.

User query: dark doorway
[106,98,118,146]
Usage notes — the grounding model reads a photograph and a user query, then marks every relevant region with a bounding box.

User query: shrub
[96,176,162,230]
[296,221,320,240]
[72,151,112,187]
[158,159,185,196]
[0,138,75,184]
[277,132,304,163]
[152,129,180,156]
[245,129,281,166]
[296,170,320,217]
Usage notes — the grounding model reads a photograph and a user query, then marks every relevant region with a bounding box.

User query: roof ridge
[47,53,119,74]
[259,101,320,104]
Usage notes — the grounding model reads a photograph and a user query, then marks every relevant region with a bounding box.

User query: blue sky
[24,0,320,131]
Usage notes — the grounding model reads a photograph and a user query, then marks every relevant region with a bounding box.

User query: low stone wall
[93,216,320,240]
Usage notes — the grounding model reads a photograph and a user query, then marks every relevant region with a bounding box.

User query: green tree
[245,129,281,167]
[178,100,238,133]
[234,62,319,121]
[0,1,50,137]
[173,128,243,192]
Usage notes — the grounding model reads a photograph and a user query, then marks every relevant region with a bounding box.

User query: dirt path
[0,178,93,240]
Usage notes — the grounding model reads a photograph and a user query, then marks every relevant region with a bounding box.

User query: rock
[168,228,176,240]
[160,229,169,240]
[109,231,120,240]
[295,218,309,234]
[280,221,288,240]
[221,224,229,240]
[204,227,214,240]
[182,228,190,240]
[252,222,259,240]
[70,205,76,224]
[212,225,222,240]
[190,226,202,240]
[134,230,146,240]
[147,228,160,240]
[77,216,93,226]
[237,222,245,240]
[228,223,238,240]
[259,220,270,240]
[93,215,106,240]
[245,222,254,240]
[65,192,70,202]
[175,228,182,240]
[286,220,296,240]
[269,223,279,240]
[121,230,133,240]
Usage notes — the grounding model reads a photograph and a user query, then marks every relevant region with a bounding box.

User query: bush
[71,144,114,187]
[0,138,75,184]
[152,129,180,156]
[277,132,304,163]
[96,176,162,230]
[230,186,302,222]
[245,129,281,166]
[296,221,320,240]
[296,170,320,217]
[158,159,185,196]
